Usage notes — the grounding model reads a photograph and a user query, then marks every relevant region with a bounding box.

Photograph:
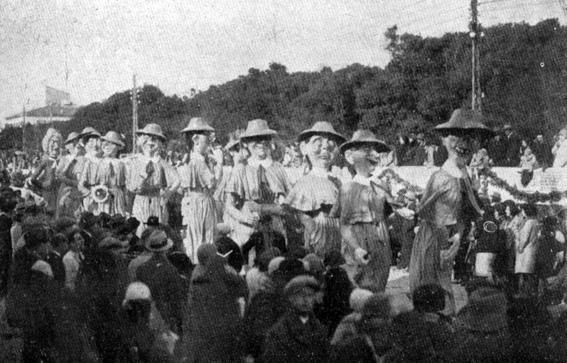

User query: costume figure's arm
[77,163,91,197]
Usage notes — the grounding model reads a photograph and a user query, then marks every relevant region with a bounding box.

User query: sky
[0,0,564,118]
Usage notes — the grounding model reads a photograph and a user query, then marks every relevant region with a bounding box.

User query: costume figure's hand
[145,162,155,175]
[355,247,369,264]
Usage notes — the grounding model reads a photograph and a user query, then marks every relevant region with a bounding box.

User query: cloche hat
[339,130,391,153]
[240,119,277,140]
[298,121,346,144]
[136,123,166,141]
[181,117,215,133]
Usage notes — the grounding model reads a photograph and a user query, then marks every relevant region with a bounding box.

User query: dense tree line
[5,18,566,151]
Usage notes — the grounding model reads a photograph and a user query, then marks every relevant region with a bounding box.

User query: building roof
[6,104,78,120]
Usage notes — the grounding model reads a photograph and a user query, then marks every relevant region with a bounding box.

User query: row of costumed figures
[29,108,489,294]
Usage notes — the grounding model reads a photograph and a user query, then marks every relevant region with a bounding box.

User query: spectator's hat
[123,282,151,306]
[145,229,173,252]
[31,260,53,278]
[349,288,374,313]
[456,287,507,332]
[283,275,320,297]
[434,109,494,137]
[503,124,512,130]
[181,117,215,134]
[99,236,128,250]
[298,121,346,144]
[65,132,80,144]
[240,119,277,140]
[136,123,166,141]
[144,216,160,227]
[101,131,125,148]
[80,127,101,138]
[268,256,286,275]
[339,130,390,153]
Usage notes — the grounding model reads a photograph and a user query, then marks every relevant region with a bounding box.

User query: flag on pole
[45,86,70,106]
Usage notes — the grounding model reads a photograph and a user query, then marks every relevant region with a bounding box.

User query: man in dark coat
[502,124,522,166]
[0,188,17,295]
[46,233,68,284]
[136,229,186,335]
[532,134,553,167]
[260,275,329,363]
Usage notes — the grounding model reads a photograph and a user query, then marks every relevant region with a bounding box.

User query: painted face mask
[303,135,339,170]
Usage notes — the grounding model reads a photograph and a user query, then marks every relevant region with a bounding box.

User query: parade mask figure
[240,119,277,161]
[442,132,479,169]
[435,109,491,170]
[245,137,271,160]
[299,122,345,171]
[341,130,389,177]
[43,128,63,159]
[140,135,162,157]
[101,131,125,158]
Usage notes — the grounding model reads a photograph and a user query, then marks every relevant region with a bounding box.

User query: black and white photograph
[1,0,567,361]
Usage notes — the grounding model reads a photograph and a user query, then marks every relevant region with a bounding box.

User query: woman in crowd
[285,121,345,259]
[178,244,247,362]
[515,203,540,297]
[409,109,488,314]
[178,117,223,261]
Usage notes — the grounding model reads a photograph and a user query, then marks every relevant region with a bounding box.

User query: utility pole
[132,74,138,153]
[470,0,482,111]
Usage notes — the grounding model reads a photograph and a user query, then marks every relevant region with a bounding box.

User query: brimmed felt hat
[136,123,166,141]
[65,132,80,144]
[181,117,215,134]
[99,236,128,250]
[240,119,277,140]
[31,260,53,278]
[284,275,320,297]
[339,130,391,153]
[434,109,494,137]
[145,230,173,252]
[298,121,346,144]
[145,216,160,227]
[80,127,101,139]
[101,131,125,148]
[456,287,508,332]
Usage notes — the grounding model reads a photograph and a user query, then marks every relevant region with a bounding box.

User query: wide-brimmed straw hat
[145,229,173,252]
[456,287,508,332]
[339,130,391,153]
[101,131,125,148]
[298,121,346,144]
[181,117,215,133]
[136,123,166,141]
[240,119,277,140]
[80,127,101,139]
[65,132,80,144]
[434,109,494,137]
